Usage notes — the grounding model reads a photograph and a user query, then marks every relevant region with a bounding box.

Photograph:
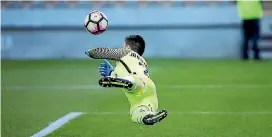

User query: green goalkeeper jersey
[88,47,158,110]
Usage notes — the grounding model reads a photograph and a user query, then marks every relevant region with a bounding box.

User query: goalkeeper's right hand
[98,59,114,77]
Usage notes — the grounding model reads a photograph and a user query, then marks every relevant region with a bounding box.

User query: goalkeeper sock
[123,75,144,92]
[131,105,153,125]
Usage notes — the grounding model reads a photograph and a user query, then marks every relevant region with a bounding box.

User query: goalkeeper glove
[99,59,114,77]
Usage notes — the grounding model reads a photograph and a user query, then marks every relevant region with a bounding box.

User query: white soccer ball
[84,10,108,35]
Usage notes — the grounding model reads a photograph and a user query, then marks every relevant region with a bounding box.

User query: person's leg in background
[251,19,261,60]
[241,20,250,60]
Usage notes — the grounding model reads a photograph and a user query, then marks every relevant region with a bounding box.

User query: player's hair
[125,35,145,56]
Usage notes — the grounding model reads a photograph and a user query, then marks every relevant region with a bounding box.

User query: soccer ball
[84,10,108,35]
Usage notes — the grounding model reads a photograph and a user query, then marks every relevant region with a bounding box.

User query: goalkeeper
[85,35,167,125]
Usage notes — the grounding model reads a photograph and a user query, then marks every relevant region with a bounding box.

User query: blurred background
[2,1,272,137]
[1,0,272,59]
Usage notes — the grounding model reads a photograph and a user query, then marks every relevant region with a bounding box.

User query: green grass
[2,59,272,137]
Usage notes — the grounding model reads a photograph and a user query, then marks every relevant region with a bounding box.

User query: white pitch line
[85,111,272,115]
[31,112,84,137]
[2,85,102,91]
[30,111,272,137]
[2,84,272,91]
[166,84,272,89]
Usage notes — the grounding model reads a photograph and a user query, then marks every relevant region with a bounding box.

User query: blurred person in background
[236,0,263,60]
[21,1,34,9]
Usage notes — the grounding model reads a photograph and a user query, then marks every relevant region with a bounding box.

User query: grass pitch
[2,59,272,137]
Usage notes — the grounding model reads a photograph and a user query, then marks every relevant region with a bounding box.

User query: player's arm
[85,47,131,61]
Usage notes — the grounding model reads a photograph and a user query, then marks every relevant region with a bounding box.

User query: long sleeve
[86,47,131,61]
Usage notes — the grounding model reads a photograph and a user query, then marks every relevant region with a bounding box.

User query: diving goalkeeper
[85,35,167,125]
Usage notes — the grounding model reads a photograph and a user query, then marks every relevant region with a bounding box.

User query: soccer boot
[142,109,168,125]
[99,76,134,89]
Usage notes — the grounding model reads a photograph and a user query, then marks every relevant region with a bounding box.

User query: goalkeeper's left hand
[98,59,114,77]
